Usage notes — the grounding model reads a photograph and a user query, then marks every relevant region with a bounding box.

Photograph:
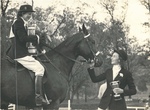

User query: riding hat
[114,49,127,61]
[18,5,35,12]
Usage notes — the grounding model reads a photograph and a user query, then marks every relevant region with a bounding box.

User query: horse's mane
[54,32,84,50]
[45,32,84,57]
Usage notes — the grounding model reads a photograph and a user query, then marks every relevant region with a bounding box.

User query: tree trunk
[2,11,6,17]
[1,0,10,17]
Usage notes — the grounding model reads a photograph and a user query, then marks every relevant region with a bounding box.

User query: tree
[98,0,129,50]
[140,0,150,33]
[127,36,150,92]
[1,0,10,17]
[137,79,148,92]
[140,0,150,13]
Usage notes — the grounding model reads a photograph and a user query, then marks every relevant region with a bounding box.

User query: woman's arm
[87,68,106,83]
[123,72,137,96]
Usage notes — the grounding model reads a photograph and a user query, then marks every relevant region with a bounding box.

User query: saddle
[6,55,47,83]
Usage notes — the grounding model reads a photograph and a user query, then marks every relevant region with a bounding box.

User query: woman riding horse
[7,4,48,106]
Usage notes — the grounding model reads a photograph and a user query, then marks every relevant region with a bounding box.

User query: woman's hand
[94,58,103,67]
[113,88,124,94]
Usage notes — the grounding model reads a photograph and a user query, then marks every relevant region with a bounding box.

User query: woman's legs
[15,56,49,106]
[15,56,44,76]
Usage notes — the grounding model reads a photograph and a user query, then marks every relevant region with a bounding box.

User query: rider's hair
[17,11,28,17]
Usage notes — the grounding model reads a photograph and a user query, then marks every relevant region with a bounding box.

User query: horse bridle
[83,33,100,63]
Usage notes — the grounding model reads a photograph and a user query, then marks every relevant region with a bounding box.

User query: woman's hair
[119,56,127,69]
[119,56,124,66]
[17,11,28,17]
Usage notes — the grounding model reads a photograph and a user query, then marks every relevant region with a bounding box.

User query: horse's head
[77,24,101,64]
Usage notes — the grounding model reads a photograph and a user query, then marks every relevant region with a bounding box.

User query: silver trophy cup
[110,81,122,101]
[27,26,37,54]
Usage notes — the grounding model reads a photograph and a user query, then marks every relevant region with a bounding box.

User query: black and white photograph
[1,0,150,110]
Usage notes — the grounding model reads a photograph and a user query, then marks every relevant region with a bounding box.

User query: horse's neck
[46,46,79,76]
[59,47,78,70]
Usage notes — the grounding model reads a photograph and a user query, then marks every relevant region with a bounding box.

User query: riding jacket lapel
[20,17,28,31]
[108,69,113,82]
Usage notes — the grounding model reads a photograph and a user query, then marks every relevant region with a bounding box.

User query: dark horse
[1,24,99,109]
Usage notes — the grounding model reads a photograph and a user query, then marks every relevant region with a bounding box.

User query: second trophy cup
[110,81,122,101]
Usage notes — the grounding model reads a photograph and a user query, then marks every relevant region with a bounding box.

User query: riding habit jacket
[88,67,137,110]
[7,17,38,59]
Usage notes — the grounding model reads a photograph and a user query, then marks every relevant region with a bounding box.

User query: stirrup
[35,95,50,106]
[44,94,52,105]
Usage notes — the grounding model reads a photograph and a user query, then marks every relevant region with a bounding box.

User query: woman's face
[22,12,32,21]
[111,52,120,65]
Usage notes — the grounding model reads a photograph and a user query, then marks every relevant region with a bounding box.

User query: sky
[126,0,150,43]
[11,0,150,44]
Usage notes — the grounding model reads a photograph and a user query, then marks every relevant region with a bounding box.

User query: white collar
[112,64,121,80]
[113,64,121,70]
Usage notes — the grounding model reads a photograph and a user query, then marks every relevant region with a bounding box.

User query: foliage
[139,0,150,33]
[137,79,148,92]
[127,36,150,92]
[140,0,150,13]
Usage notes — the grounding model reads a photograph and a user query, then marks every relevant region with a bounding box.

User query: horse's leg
[1,100,9,110]
[43,99,60,110]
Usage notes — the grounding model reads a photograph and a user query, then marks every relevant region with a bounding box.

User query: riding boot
[35,76,49,106]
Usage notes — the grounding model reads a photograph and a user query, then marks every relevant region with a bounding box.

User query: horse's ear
[79,26,82,32]
[82,24,89,35]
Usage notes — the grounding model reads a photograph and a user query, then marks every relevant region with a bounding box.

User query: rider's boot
[35,75,49,106]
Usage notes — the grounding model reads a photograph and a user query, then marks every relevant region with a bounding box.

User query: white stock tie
[112,65,121,80]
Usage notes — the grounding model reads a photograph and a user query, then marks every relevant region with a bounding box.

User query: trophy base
[114,94,122,101]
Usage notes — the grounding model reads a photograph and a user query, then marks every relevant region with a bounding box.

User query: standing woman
[7,5,49,106]
[88,49,137,110]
